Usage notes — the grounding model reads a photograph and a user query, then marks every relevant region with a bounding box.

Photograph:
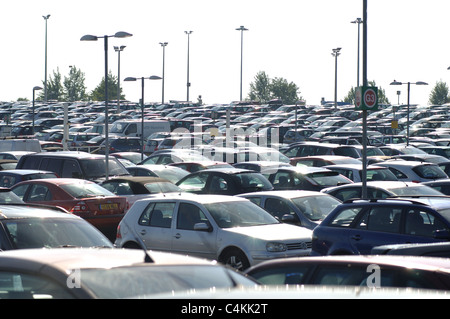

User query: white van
[109,119,170,139]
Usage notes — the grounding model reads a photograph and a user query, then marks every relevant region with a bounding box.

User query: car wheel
[220,249,250,271]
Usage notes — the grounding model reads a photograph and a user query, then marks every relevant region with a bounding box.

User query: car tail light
[116,225,122,239]
[70,201,88,212]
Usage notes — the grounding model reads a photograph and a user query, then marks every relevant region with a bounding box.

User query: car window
[273,172,291,188]
[413,165,448,180]
[246,196,261,206]
[248,265,311,285]
[176,203,208,230]
[0,175,16,187]
[356,207,402,233]
[139,202,175,228]
[386,167,408,179]
[329,207,364,227]
[330,188,361,202]
[28,184,52,202]
[177,173,208,192]
[405,209,450,237]
[264,198,297,222]
[62,159,82,179]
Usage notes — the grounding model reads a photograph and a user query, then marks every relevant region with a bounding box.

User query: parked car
[15,151,130,182]
[97,137,142,154]
[0,160,17,170]
[323,164,398,183]
[289,155,362,167]
[169,161,233,173]
[127,164,190,183]
[238,190,341,230]
[68,132,100,149]
[372,241,450,257]
[377,160,449,183]
[100,176,183,208]
[322,181,444,202]
[422,179,450,196]
[264,166,353,192]
[110,151,146,164]
[140,149,212,165]
[282,142,361,159]
[245,255,450,290]
[392,153,449,164]
[11,178,128,241]
[0,169,58,187]
[0,187,24,204]
[0,151,35,161]
[115,194,313,270]
[0,248,257,298]
[233,161,292,173]
[176,168,273,195]
[311,197,450,256]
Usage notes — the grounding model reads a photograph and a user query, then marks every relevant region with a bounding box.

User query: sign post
[355,86,378,111]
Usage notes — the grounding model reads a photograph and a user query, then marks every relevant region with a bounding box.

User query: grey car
[115,193,312,270]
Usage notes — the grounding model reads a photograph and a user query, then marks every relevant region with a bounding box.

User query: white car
[377,160,449,183]
[115,193,312,270]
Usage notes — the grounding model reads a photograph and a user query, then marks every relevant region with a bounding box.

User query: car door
[171,202,216,260]
[135,201,175,251]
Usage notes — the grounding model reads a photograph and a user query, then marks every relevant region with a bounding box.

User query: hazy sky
[3,0,449,107]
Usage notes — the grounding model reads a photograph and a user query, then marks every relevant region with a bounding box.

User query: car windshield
[291,195,341,221]
[79,265,255,298]
[109,122,127,134]
[413,165,448,179]
[60,182,115,198]
[144,182,182,193]
[389,185,444,196]
[4,218,112,249]
[80,158,129,179]
[205,200,279,228]
[306,171,352,186]
[234,173,273,191]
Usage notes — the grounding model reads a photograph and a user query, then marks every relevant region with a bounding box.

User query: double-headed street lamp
[331,47,342,110]
[390,80,428,146]
[32,86,43,135]
[159,42,168,104]
[124,76,162,161]
[114,45,126,113]
[236,26,248,102]
[80,31,133,180]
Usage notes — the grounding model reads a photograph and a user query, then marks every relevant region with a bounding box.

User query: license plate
[100,203,119,210]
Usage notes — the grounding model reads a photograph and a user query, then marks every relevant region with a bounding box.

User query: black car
[264,166,352,192]
[176,168,273,195]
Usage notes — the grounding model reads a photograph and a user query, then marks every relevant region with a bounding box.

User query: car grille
[286,241,312,250]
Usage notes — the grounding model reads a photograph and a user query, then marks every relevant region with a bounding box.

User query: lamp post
[81,31,132,180]
[331,47,342,110]
[32,86,43,135]
[184,31,193,102]
[390,80,428,146]
[236,26,248,102]
[351,18,363,89]
[159,42,168,104]
[114,45,126,113]
[124,76,162,161]
[43,14,50,103]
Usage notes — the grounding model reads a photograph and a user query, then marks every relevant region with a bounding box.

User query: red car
[11,178,128,241]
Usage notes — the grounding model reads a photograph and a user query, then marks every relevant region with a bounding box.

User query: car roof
[379,160,435,167]
[101,176,170,184]
[0,204,71,219]
[324,164,385,170]
[135,193,249,204]
[264,166,330,174]
[238,190,332,198]
[13,178,94,186]
[0,169,56,175]
[20,151,106,159]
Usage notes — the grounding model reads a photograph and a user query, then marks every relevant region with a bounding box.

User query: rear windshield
[59,182,115,198]
[413,165,448,180]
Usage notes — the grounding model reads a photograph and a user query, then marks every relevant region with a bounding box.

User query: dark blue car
[311,197,450,256]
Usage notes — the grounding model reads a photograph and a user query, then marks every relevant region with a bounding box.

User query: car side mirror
[194,222,213,232]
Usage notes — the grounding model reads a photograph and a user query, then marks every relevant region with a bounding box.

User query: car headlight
[266,242,287,252]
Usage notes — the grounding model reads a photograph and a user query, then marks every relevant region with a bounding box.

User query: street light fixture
[236,26,248,102]
[184,31,193,102]
[124,76,162,161]
[159,42,168,104]
[32,86,43,135]
[331,47,342,110]
[43,14,50,103]
[114,45,126,113]
[351,18,363,89]
[389,80,428,145]
[81,31,132,180]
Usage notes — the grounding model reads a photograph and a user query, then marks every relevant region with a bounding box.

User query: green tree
[89,71,125,101]
[39,68,64,101]
[343,80,390,105]
[248,71,271,102]
[64,66,87,102]
[429,80,449,105]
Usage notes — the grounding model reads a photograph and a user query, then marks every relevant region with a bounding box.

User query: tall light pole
[390,80,428,146]
[351,18,363,89]
[159,42,168,104]
[236,25,248,102]
[32,86,43,135]
[185,31,193,102]
[124,76,162,161]
[331,47,342,110]
[43,14,50,103]
[114,45,126,113]
[81,31,133,180]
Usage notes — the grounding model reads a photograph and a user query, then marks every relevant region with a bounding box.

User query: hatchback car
[127,164,190,183]
[115,194,313,270]
[323,164,398,183]
[175,168,273,195]
[245,255,450,290]
[0,204,113,250]
[321,181,444,202]
[311,197,450,256]
[238,190,341,230]
[264,166,353,192]
[377,160,449,182]
[0,248,257,298]
[11,178,128,241]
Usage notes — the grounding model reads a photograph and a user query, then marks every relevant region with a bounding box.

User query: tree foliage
[64,66,87,102]
[429,80,449,105]
[89,71,125,102]
[248,71,302,104]
[39,68,64,101]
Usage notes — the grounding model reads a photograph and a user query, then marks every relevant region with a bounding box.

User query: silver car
[115,193,312,270]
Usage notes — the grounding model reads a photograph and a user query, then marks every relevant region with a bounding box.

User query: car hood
[223,223,312,241]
